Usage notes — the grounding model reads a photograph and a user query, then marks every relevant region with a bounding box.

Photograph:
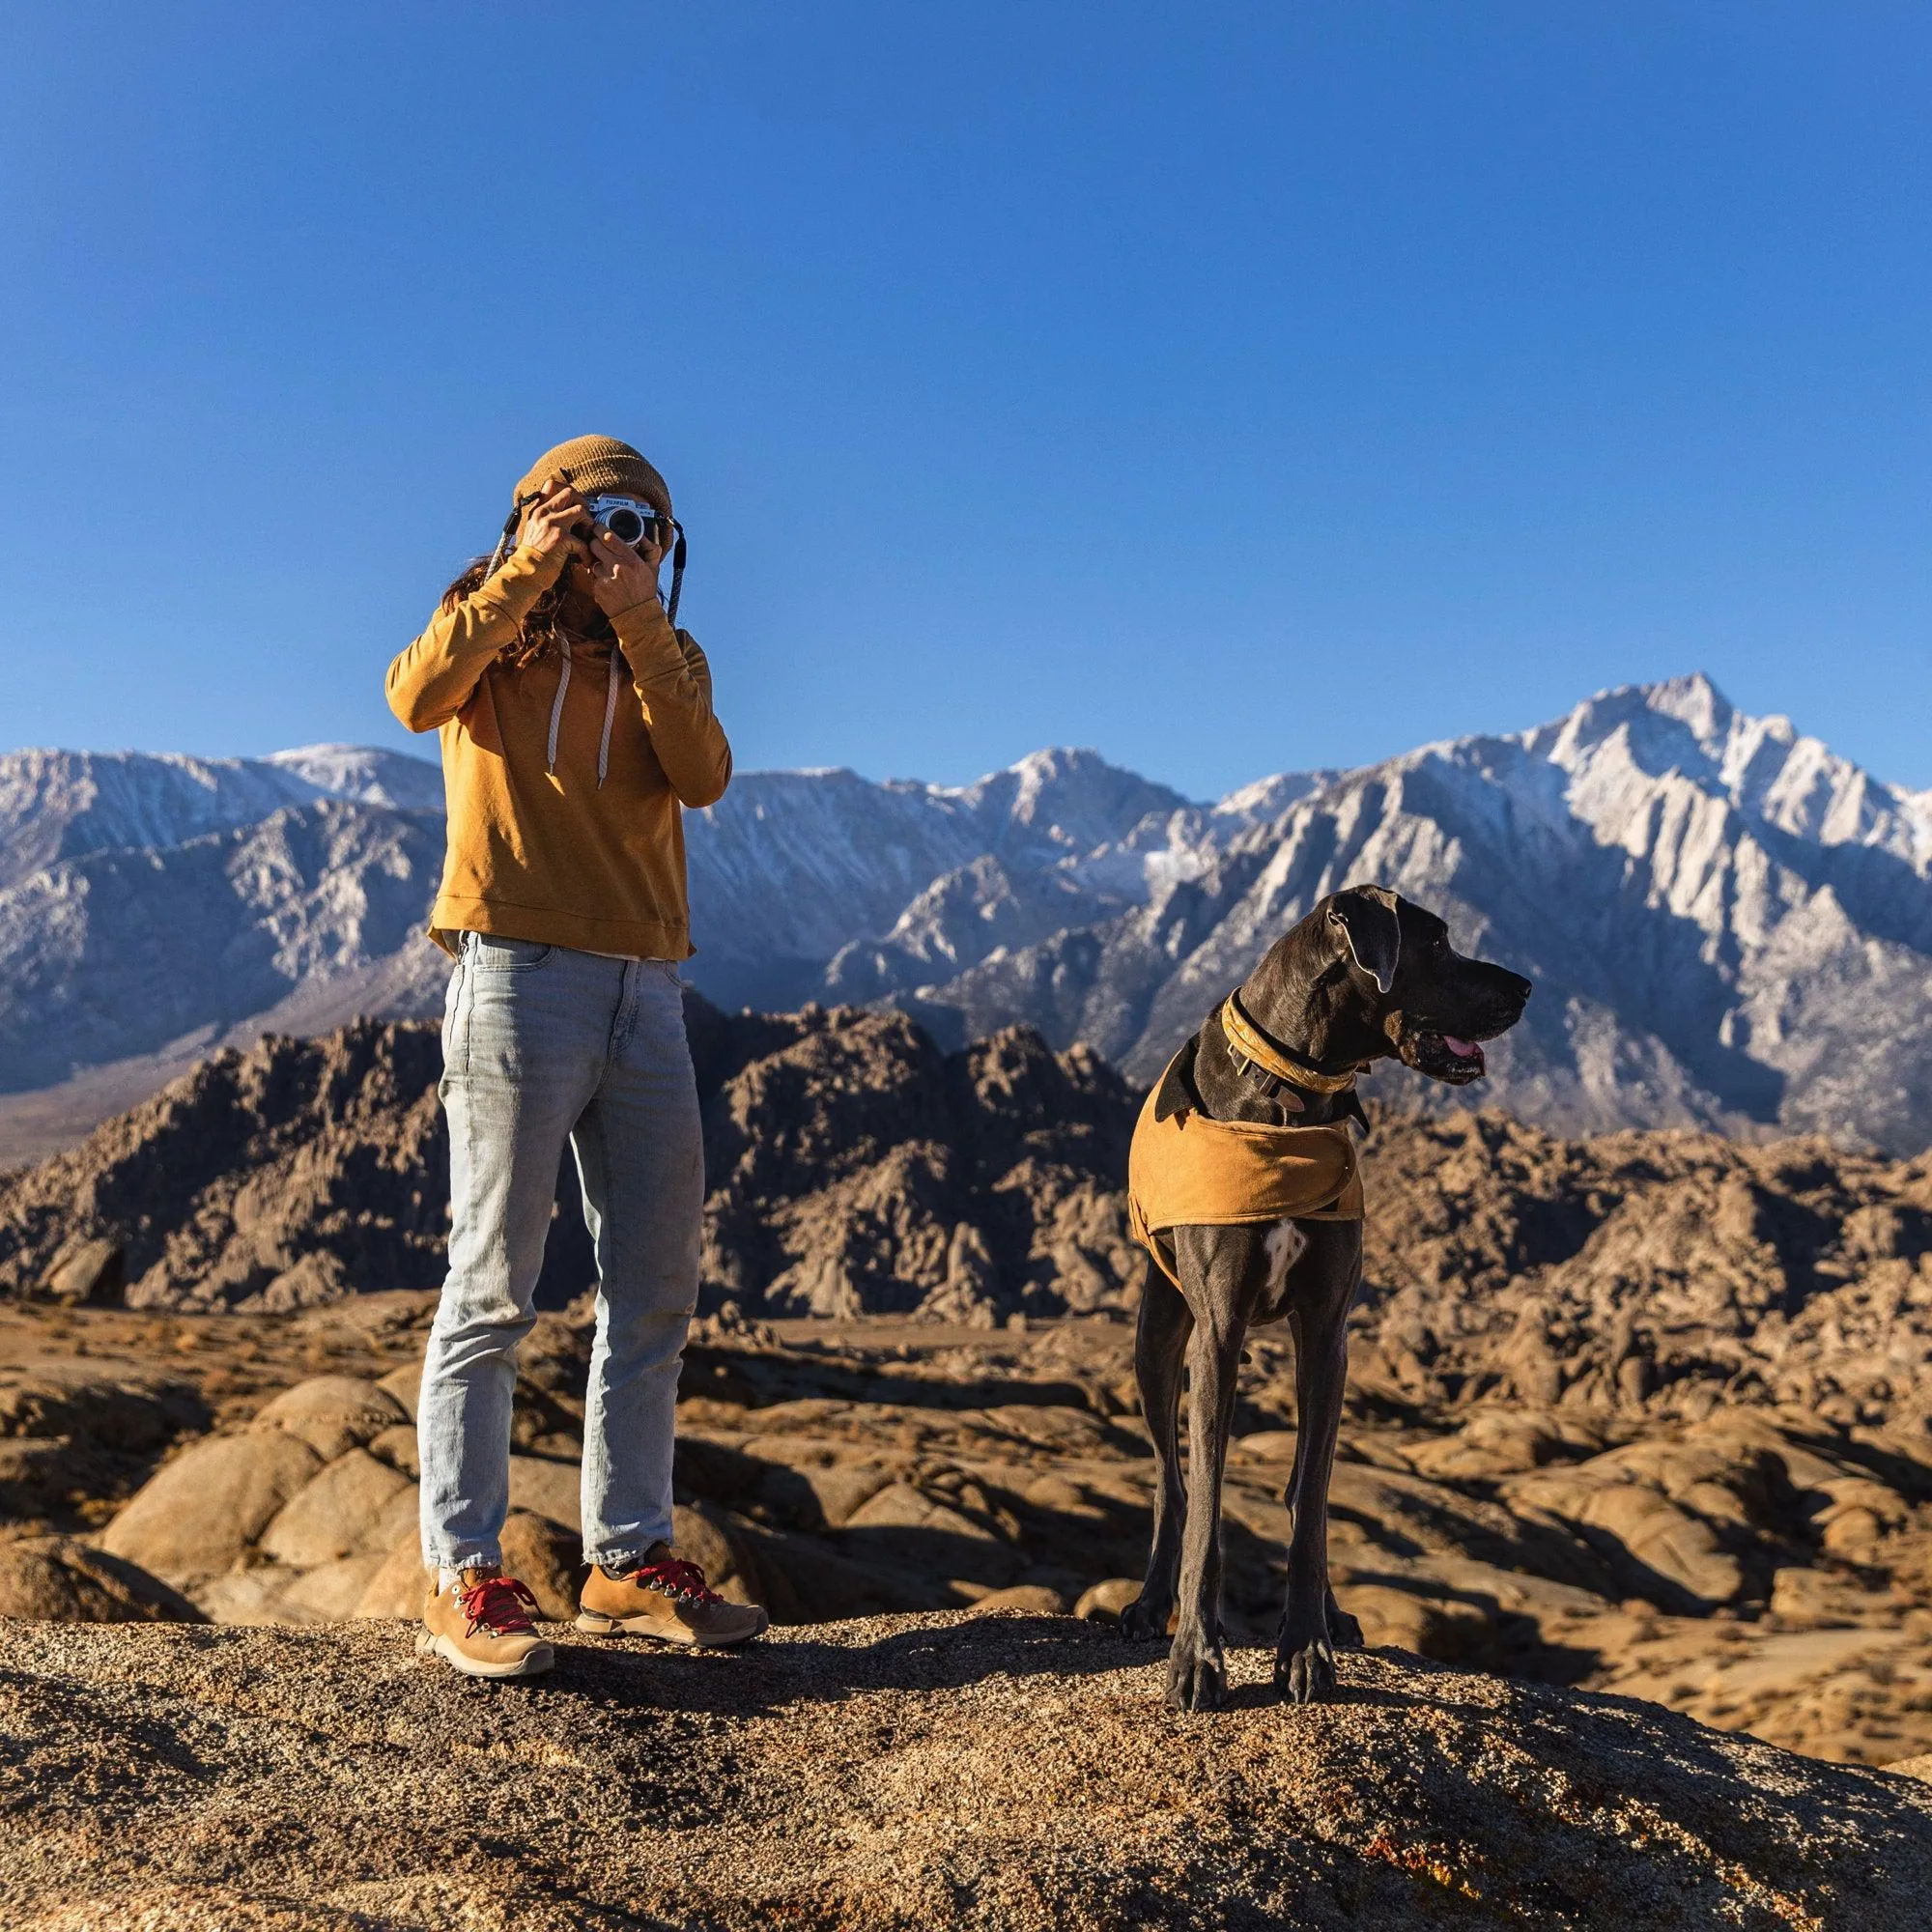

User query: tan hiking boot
[415,1569,554,1680]
[576,1545,769,1649]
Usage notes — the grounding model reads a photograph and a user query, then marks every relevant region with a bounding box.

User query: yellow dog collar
[1220,992,1362,1095]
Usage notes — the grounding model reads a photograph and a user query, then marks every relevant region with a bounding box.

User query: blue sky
[3,5,1929,800]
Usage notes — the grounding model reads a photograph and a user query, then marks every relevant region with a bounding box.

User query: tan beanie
[514,435,671,521]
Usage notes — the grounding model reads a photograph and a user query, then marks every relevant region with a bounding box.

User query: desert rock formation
[6,1012,1932,1437]
[6,1293,1931,1773]
[0,1007,1142,1323]
[6,1010,1932,1775]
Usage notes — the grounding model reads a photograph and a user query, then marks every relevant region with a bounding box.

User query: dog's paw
[1325,1590,1365,1651]
[1165,1636,1227,1713]
[1120,1594,1171,1642]
[1275,1637,1337,1705]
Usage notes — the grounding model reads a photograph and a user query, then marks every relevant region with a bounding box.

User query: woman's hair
[439,542,612,670]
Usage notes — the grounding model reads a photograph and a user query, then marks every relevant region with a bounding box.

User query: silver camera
[582,495,667,549]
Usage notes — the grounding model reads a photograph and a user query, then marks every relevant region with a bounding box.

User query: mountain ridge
[5,671,1931,1158]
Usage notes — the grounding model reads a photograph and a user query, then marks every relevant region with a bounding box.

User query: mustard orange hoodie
[384,545,731,960]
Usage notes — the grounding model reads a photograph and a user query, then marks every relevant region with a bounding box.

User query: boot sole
[575,1608,768,1649]
[414,1629,555,1679]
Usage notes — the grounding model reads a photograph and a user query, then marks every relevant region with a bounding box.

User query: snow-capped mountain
[898,677,1932,1148]
[262,744,448,811]
[682,749,1206,1009]
[0,745,445,895]
[4,674,1930,1156]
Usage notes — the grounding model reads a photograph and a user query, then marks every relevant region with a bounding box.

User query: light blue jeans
[418,933,704,1573]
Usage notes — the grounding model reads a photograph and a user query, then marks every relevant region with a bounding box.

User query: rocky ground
[9,1612,1932,1931]
[3,1004,1932,1786]
[5,1292,1932,1776]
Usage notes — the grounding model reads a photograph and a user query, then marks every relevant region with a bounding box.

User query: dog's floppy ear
[1152,1038,1199,1121]
[1327,886,1401,995]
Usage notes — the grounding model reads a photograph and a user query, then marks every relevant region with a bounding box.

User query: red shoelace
[459,1575,540,1636]
[632,1556,724,1606]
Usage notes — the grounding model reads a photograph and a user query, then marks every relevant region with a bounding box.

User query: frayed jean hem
[422,1543,503,1574]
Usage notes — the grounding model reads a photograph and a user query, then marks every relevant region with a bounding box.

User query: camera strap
[484,495,534,579]
[666,529,687,627]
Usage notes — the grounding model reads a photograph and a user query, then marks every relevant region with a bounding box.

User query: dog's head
[1261,886,1532,1086]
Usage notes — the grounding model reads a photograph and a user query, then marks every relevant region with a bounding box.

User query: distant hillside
[7,1014,1932,1451]
[0,1009,1140,1326]
[4,673,1931,1154]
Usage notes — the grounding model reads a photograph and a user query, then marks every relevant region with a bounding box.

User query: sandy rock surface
[0,1533,201,1621]
[5,1612,1931,1931]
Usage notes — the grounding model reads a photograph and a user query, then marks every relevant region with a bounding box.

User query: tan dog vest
[1126,1047,1364,1287]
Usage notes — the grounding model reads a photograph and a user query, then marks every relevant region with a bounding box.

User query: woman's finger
[603,522,661,567]
[523,508,585,556]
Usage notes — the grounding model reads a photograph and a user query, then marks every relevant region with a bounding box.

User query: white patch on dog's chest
[1264,1218,1308,1297]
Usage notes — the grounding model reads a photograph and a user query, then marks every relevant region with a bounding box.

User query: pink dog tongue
[1444,1036,1480,1058]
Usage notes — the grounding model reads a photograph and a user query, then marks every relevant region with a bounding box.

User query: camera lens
[604,506,647,545]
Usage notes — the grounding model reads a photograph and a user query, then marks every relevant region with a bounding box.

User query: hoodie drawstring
[545,639,623,788]
[545,639,574,775]
[597,653,620,789]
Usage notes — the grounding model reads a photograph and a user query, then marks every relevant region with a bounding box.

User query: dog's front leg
[1278,1308,1364,1657]
[1166,1242,1247,1713]
[1275,1233,1357,1705]
[1122,1261,1190,1643]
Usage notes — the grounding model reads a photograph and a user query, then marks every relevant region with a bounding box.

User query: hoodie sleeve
[384,548,562,732]
[609,594,734,809]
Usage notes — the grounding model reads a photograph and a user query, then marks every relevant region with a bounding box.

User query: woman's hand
[516,484,589,576]
[583,520,665,616]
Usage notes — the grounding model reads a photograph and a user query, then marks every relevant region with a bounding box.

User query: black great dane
[1122,886,1531,1709]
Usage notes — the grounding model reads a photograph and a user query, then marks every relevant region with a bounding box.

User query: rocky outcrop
[7,1015,1932,1438]
[689,1002,1137,1320]
[0,1020,450,1310]
[1351,1111,1932,1432]
[3,1615,1930,1929]
[0,1008,1142,1322]
[0,1356,209,1527]
[51,1303,1932,1771]
[0,1536,200,1622]
[89,1352,613,1627]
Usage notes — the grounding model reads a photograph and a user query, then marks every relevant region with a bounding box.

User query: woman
[386,434,763,1678]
